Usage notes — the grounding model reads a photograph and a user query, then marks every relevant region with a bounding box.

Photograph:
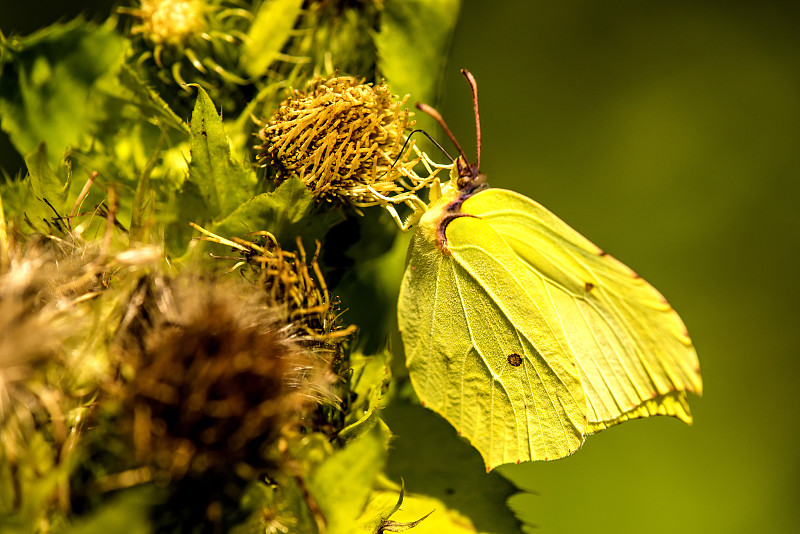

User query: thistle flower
[0,250,68,452]
[77,271,340,530]
[0,233,112,516]
[190,225,357,437]
[256,76,444,206]
[121,0,253,111]
[129,0,208,48]
[190,224,355,342]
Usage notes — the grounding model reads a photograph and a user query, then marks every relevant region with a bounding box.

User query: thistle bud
[121,0,253,112]
[127,0,208,48]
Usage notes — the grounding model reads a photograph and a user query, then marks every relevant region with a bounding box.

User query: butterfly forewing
[460,189,702,428]
[400,214,587,469]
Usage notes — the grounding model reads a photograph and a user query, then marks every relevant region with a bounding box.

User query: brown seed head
[114,275,334,480]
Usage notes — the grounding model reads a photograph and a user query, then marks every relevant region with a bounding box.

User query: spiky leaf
[209,177,343,250]
[187,87,257,218]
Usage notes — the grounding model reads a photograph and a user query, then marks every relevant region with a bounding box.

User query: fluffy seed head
[0,238,97,431]
[113,275,334,480]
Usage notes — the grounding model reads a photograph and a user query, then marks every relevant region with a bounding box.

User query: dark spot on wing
[507,353,523,367]
[445,487,455,495]
[584,282,595,292]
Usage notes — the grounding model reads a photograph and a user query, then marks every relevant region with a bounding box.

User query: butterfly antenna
[416,102,469,164]
[397,129,455,164]
[461,69,481,170]
[377,128,454,182]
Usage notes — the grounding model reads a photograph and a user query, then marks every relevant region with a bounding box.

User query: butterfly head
[456,155,487,193]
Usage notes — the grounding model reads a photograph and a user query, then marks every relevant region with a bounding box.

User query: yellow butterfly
[395,70,702,470]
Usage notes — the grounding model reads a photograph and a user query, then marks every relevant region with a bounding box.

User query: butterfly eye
[507,353,523,367]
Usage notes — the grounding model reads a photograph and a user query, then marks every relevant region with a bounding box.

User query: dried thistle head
[113,274,335,481]
[256,76,442,206]
[254,238,347,342]
[189,225,355,345]
[189,226,357,437]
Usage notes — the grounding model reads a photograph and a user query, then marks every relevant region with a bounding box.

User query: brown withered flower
[256,76,443,206]
[112,274,335,481]
[189,224,355,345]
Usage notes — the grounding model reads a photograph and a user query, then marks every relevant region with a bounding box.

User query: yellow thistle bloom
[131,0,208,47]
[256,76,445,206]
[121,0,251,88]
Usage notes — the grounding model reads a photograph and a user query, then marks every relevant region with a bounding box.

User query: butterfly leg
[366,186,428,232]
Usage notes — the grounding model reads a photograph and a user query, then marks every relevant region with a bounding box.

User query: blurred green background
[2,1,799,532]
[440,1,800,533]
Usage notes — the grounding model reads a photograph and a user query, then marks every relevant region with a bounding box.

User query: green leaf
[187,87,258,218]
[167,180,208,256]
[209,177,343,249]
[382,400,527,534]
[60,488,154,534]
[375,0,461,132]
[241,0,305,78]
[361,485,475,534]
[308,420,390,534]
[339,349,392,442]
[0,19,126,165]
[25,143,69,213]
[0,144,70,233]
[115,64,188,134]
